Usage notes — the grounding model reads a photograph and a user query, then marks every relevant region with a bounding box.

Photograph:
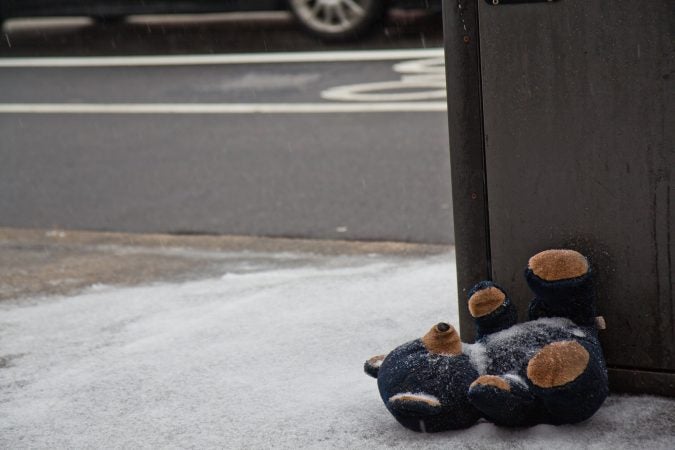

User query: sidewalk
[0,227,446,301]
[1,228,673,449]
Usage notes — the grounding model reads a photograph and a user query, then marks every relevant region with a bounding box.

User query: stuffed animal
[364,249,608,432]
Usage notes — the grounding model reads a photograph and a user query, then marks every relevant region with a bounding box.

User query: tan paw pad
[527,341,590,388]
[470,375,511,392]
[468,287,506,318]
[389,392,441,407]
[528,249,589,281]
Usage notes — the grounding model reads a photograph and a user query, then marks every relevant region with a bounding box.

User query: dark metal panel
[477,0,673,380]
[608,369,675,398]
[443,0,491,342]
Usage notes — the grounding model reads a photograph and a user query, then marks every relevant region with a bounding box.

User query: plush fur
[364,249,608,431]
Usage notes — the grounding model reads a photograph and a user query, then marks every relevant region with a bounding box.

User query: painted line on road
[0,48,444,68]
[0,102,447,114]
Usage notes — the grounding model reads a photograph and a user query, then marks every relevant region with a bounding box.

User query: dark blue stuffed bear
[365,249,608,432]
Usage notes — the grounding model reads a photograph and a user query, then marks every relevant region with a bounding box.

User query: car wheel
[288,0,385,41]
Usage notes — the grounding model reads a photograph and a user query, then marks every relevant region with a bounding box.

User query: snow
[572,328,587,337]
[484,317,576,346]
[463,342,488,375]
[1,251,673,449]
[503,373,528,389]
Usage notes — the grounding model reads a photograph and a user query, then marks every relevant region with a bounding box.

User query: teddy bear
[364,249,608,432]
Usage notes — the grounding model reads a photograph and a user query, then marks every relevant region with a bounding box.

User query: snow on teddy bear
[364,249,608,432]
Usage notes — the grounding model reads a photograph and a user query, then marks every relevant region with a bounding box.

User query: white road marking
[0,48,444,68]
[321,56,446,102]
[393,57,446,75]
[322,80,446,102]
[0,102,447,114]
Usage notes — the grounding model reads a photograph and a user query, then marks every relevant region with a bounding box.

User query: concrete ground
[0,227,447,301]
[1,228,674,449]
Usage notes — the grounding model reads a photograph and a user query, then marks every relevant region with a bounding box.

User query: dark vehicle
[0,1,441,41]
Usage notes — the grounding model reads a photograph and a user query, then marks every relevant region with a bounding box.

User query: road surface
[0,15,453,243]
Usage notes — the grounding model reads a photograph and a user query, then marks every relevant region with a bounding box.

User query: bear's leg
[525,249,597,327]
[526,340,608,424]
[467,281,518,339]
[467,374,539,426]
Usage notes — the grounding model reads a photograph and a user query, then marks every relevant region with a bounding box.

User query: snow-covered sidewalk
[1,246,673,449]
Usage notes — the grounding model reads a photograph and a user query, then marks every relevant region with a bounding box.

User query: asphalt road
[0,14,452,244]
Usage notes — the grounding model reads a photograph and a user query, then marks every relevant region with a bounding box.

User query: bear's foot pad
[527,340,589,388]
[528,249,589,281]
[468,287,506,318]
[470,375,511,391]
[389,392,441,407]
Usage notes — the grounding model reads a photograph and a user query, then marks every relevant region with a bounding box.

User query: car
[0,0,441,41]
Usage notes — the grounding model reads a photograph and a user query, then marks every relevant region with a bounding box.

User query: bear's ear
[364,354,387,378]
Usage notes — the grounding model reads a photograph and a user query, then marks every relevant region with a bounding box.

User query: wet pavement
[0,227,448,301]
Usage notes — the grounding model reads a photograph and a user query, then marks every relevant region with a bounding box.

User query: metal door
[444,0,673,395]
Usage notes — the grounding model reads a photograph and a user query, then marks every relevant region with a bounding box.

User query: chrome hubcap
[291,0,370,33]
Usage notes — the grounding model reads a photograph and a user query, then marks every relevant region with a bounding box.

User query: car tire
[288,0,385,42]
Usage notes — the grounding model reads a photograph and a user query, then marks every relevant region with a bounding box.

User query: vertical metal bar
[442,0,491,342]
